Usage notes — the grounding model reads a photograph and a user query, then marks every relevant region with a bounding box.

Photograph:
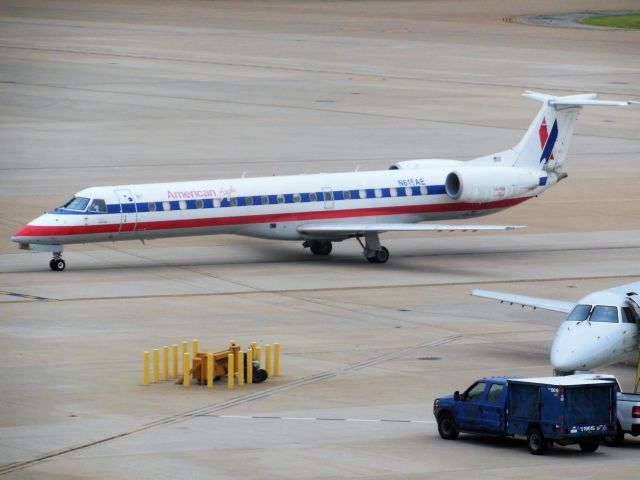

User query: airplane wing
[471,289,575,313]
[297,223,525,235]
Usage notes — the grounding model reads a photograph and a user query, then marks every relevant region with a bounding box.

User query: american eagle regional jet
[11,92,636,270]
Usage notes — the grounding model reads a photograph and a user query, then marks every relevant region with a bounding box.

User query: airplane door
[322,188,334,209]
[114,188,138,232]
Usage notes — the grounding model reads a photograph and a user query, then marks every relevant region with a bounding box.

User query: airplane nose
[11,224,34,242]
[550,322,594,372]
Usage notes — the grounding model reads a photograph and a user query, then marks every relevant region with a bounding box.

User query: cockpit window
[622,307,638,324]
[566,304,591,322]
[589,306,619,323]
[61,196,90,211]
[88,199,107,213]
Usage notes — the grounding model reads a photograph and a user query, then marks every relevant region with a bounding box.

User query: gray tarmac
[0,1,639,478]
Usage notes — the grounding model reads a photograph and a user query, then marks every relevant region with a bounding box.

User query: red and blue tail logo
[538,117,558,164]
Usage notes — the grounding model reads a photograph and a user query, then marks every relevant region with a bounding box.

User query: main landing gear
[303,240,333,256]
[357,232,389,264]
[303,232,390,264]
[49,254,66,271]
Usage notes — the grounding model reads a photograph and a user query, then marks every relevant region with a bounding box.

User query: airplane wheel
[309,240,332,256]
[367,247,389,264]
[50,259,65,271]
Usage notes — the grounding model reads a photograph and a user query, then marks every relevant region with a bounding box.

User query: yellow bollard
[227,353,234,389]
[265,344,272,378]
[193,338,199,356]
[183,352,190,387]
[207,353,214,389]
[251,341,259,360]
[143,351,150,386]
[237,349,244,386]
[274,342,280,376]
[172,344,178,379]
[153,348,159,383]
[163,345,169,380]
[246,348,253,384]
[254,346,261,365]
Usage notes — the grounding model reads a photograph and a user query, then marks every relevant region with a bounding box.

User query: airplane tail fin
[511,91,635,171]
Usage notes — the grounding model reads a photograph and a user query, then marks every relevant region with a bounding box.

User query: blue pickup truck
[433,375,617,454]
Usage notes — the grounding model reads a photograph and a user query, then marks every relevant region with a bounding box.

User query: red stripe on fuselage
[14,197,529,238]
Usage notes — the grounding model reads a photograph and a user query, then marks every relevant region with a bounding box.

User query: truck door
[482,383,506,433]
[456,381,488,431]
[114,188,138,233]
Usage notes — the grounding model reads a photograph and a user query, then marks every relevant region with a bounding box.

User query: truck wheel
[603,423,624,447]
[578,440,599,453]
[437,412,459,440]
[527,427,548,455]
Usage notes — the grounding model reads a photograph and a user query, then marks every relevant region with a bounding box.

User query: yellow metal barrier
[172,344,178,379]
[163,345,169,380]
[265,344,272,377]
[227,353,234,389]
[143,351,149,386]
[246,348,253,384]
[183,352,190,387]
[153,348,159,383]
[254,346,261,364]
[193,338,199,356]
[207,353,214,388]
[274,342,280,376]
[237,350,244,386]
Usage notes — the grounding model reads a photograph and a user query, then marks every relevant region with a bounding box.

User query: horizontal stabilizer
[523,91,637,107]
[298,223,525,235]
[471,289,574,313]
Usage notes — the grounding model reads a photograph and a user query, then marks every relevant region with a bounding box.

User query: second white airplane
[472,282,640,374]
[11,91,636,270]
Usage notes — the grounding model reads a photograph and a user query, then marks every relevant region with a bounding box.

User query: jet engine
[445,167,540,203]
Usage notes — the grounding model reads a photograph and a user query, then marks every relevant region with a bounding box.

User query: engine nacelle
[389,159,463,170]
[445,167,540,203]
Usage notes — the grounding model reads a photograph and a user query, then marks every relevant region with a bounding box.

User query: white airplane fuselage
[12,166,545,246]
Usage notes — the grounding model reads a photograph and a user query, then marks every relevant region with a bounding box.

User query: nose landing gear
[49,254,66,271]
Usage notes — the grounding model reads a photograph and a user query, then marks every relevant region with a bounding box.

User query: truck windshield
[464,382,487,401]
[566,304,591,322]
[61,196,90,211]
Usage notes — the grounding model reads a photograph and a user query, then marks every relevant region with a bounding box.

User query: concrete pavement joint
[2,273,638,304]
[203,415,435,424]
